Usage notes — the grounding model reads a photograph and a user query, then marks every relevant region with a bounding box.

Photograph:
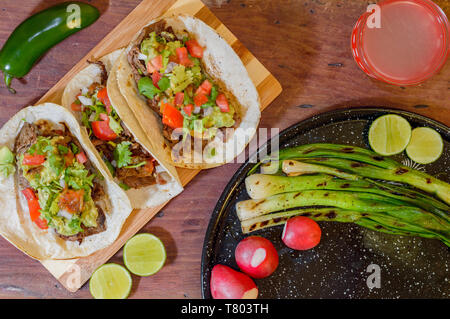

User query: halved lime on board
[368,114,412,156]
[89,263,132,299]
[123,233,166,276]
[406,127,443,164]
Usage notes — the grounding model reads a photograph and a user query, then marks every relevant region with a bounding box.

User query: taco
[115,15,261,169]
[61,50,183,209]
[0,103,132,260]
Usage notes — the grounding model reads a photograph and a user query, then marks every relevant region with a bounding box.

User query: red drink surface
[352,0,449,85]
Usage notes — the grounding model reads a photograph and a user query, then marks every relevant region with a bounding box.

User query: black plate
[201,107,450,299]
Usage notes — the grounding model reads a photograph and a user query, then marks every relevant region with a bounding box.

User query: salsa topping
[128,22,238,148]
[14,122,107,240]
[71,74,167,190]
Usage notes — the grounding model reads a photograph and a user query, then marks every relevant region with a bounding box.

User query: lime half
[406,127,443,164]
[89,263,132,299]
[368,114,412,156]
[123,233,166,276]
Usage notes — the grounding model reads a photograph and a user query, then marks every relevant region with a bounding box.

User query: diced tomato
[162,103,184,129]
[151,55,163,71]
[140,160,154,175]
[71,94,82,112]
[71,102,82,112]
[34,217,48,230]
[99,113,109,122]
[146,61,157,74]
[146,55,164,73]
[59,189,84,214]
[27,198,41,222]
[92,119,117,141]
[22,188,37,202]
[216,93,230,112]
[195,79,212,96]
[22,154,45,166]
[194,93,209,107]
[160,101,168,113]
[76,151,88,164]
[175,92,184,106]
[183,104,193,116]
[152,71,162,88]
[169,54,179,64]
[185,39,204,58]
[97,87,112,114]
[64,151,75,167]
[21,188,48,230]
[176,47,193,67]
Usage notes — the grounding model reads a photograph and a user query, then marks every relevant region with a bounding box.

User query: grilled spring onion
[250,143,450,205]
[238,143,450,246]
[236,190,449,236]
[239,208,450,246]
[245,173,450,220]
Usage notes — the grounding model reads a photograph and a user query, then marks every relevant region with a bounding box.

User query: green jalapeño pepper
[0,2,99,93]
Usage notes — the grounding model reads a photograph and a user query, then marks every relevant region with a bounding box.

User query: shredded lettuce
[190,65,203,87]
[64,161,95,193]
[108,115,123,135]
[140,32,159,61]
[202,106,236,128]
[170,65,193,93]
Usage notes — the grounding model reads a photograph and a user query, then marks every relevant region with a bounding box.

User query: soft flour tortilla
[115,14,261,169]
[61,50,183,209]
[0,103,132,260]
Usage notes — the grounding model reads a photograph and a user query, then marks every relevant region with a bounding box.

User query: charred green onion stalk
[239,143,450,246]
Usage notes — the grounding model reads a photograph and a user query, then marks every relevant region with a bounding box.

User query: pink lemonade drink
[352,0,449,85]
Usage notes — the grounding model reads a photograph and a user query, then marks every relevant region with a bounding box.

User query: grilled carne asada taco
[0,103,132,260]
[115,15,261,169]
[62,50,183,209]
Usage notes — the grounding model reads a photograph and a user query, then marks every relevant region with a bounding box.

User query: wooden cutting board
[38,0,282,292]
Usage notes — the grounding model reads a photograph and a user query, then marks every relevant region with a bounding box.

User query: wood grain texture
[0,0,449,298]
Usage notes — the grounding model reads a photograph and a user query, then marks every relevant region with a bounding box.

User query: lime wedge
[368,114,412,156]
[123,233,166,276]
[89,263,132,299]
[406,127,443,164]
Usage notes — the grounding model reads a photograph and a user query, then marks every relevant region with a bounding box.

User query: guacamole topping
[134,29,237,135]
[19,135,99,236]
[0,146,15,178]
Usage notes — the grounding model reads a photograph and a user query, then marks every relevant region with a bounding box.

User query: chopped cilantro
[57,145,69,155]
[138,77,160,100]
[119,182,130,190]
[158,77,171,92]
[113,142,132,168]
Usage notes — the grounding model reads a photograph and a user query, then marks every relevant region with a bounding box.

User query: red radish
[282,216,321,250]
[235,236,278,278]
[210,264,258,299]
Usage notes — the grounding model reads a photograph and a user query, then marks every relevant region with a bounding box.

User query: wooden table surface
[0,0,449,299]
